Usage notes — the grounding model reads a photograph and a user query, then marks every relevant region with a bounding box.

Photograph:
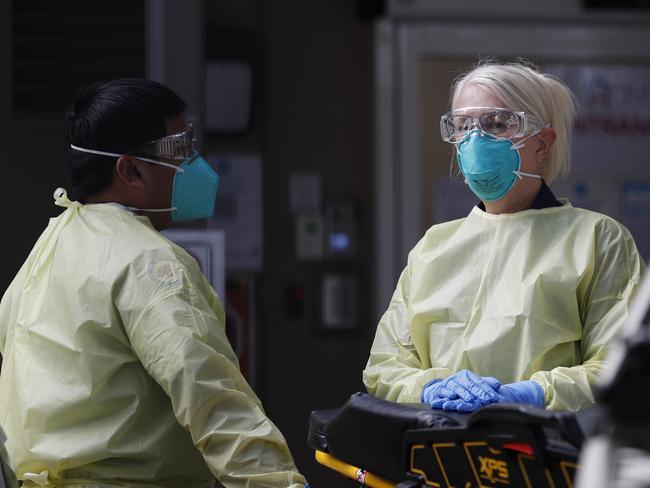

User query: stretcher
[309,392,598,487]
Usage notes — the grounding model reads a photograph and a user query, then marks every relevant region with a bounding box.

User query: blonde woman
[363,62,644,412]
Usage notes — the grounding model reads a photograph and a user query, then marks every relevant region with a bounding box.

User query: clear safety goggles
[440,107,544,144]
[136,123,197,160]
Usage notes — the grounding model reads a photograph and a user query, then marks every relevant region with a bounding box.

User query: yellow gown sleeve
[0,262,28,362]
[123,267,306,488]
[363,266,453,404]
[531,220,645,411]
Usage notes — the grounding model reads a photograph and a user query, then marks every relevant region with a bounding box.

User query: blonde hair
[450,61,577,182]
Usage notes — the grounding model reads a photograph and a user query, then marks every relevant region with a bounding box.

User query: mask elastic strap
[510,124,550,180]
[108,202,178,213]
[70,145,181,214]
[125,205,178,213]
[70,144,184,173]
[513,170,542,180]
[510,123,551,151]
[510,131,539,151]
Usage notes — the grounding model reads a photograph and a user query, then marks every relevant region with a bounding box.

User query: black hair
[65,78,188,202]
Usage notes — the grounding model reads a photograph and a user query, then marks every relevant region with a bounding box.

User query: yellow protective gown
[363,202,643,412]
[0,190,306,488]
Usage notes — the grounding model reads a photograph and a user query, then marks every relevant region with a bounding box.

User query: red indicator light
[502,442,534,456]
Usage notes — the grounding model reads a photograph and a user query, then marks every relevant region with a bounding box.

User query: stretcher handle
[314,450,397,488]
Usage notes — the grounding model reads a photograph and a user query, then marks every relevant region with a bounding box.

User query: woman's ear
[115,156,147,189]
[535,127,556,164]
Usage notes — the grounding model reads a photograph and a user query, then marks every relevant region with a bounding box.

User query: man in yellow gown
[0,79,308,488]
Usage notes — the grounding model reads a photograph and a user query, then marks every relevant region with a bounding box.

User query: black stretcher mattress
[309,392,600,487]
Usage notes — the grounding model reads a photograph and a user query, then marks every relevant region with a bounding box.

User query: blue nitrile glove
[431,397,483,412]
[496,381,545,408]
[422,370,501,411]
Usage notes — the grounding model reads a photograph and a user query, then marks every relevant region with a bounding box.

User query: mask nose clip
[466,120,482,135]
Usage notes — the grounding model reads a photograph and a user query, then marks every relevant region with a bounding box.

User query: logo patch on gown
[148,260,182,286]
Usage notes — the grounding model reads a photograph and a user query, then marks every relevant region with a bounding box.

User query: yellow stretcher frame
[314,450,397,488]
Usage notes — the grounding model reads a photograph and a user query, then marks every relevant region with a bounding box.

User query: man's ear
[535,127,556,164]
[115,156,147,189]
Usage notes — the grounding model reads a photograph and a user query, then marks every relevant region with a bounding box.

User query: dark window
[12,0,145,119]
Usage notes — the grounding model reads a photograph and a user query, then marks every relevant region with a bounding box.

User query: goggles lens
[136,123,196,159]
[440,108,541,143]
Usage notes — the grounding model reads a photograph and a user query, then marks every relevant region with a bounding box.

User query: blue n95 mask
[167,153,219,222]
[456,130,541,201]
[69,145,219,222]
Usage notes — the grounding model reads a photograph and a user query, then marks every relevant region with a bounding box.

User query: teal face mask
[168,153,219,222]
[128,152,219,222]
[457,130,541,201]
[69,144,219,222]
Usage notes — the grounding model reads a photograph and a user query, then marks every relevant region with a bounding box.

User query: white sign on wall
[546,64,650,177]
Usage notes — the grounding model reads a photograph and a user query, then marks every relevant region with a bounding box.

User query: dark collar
[477,181,562,211]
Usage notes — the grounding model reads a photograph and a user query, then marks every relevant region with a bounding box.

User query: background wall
[257,0,374,484]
